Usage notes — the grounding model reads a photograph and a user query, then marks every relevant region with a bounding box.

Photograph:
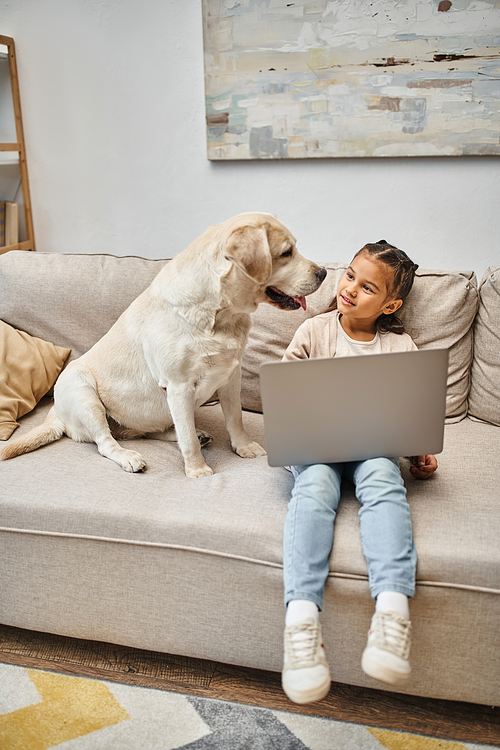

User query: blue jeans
[283,458,417,610]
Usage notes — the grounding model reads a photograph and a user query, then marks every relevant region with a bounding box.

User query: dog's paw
[234,441,267,459]
[120,450,147,473]
[197,430,214,448]
[185,463,214,478]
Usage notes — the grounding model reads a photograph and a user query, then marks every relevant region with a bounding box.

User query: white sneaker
[362,610,412,686]
[282,618,331,704]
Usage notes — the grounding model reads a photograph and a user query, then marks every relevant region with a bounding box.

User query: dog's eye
[281,248,293,258]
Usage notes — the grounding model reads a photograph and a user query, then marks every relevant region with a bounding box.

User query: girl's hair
[322,240,419,334]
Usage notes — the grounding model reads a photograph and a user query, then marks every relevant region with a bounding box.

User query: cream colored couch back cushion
[468,267,500,426]
[0,252,166,361]
[241,265,478,422]
[0,253,477,422]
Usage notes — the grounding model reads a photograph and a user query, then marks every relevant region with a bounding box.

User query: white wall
[1,0,498,279]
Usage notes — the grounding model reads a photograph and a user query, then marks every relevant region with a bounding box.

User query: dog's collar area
[265,286,306,311]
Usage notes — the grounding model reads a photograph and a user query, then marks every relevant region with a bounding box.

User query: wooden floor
[1,623,499,746]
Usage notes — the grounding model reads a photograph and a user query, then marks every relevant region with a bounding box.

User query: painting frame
[202,0,500,160]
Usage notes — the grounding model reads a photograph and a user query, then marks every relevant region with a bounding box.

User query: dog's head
[222,213,326,312]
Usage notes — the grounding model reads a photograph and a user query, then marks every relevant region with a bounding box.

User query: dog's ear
[224,225,272,285]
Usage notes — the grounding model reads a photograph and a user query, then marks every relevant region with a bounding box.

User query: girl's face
[336,252,402,332]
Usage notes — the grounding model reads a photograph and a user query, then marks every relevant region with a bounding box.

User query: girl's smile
[340,294,355,306]
[339,293,355,307]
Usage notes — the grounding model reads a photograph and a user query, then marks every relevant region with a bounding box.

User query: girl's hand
[409,454,438,480]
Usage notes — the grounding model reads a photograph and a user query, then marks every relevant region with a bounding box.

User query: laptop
[259,349,449,467]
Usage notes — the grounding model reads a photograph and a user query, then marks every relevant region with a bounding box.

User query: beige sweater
[283,310,417,361]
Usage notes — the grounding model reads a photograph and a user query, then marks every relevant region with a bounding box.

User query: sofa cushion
[1,400,499,703]
[241,264,344,411]
[242,266,478,422]
[0,252,167,361]
[0,320,70,440]
[1,401,499,594]
[468,267,500,426]
[0,253,477,421]
[400,269,478,423]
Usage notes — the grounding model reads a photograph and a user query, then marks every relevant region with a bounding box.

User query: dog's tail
[0,408,65,461]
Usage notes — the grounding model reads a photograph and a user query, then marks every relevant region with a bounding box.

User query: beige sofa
[1,250,499,707]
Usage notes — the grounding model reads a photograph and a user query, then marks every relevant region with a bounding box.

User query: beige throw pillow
[0,320,71,440]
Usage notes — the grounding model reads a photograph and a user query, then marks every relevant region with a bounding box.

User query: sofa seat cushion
[0,399,289,567]
[1,400,498,596]
[400,418,500,592]
[326,418,500,593]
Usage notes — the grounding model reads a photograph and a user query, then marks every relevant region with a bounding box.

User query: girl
[281,241,438,705]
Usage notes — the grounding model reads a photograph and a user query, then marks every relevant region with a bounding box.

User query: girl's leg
[284,462,343,611]
[347,457,416,686]
[282,462,342,705]
[348,457,416,601]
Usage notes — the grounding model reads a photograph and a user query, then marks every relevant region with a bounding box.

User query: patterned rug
[1,663,498,750]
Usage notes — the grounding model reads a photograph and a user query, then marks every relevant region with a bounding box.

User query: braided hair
[322,240,419,334]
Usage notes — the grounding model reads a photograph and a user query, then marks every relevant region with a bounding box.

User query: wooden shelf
[0,148,20,167]
[0,35,35,253]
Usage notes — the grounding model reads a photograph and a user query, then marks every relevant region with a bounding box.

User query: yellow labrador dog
[1,213,326,477]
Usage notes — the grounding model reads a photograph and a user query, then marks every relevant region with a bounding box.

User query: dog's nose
[316,267,327,284]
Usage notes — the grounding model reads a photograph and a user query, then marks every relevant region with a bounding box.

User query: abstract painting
[202,0,500,159]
